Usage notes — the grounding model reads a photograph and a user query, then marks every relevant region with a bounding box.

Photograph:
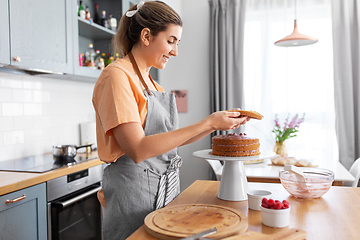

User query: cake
[226,109,264,120]
[211,133,261,157]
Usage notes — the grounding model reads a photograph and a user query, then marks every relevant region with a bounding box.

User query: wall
[0,71,95,161]
[160,0,213,191]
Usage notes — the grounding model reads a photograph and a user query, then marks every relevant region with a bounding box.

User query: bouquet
[272,114,305,143]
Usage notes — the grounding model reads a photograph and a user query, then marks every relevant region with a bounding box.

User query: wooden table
[128,180,360,240]
[244,159,354,186]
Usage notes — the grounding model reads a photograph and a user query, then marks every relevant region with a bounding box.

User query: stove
[0,152,98,173]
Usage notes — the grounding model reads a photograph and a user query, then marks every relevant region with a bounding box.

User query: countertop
[0,151,103,196]
[128,180,360,240]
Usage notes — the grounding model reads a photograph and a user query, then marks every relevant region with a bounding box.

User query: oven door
[48,183,102,240]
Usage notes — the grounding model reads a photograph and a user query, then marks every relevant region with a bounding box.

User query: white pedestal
[193,149,276,202]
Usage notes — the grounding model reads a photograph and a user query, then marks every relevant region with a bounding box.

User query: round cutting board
[144,204,248,240]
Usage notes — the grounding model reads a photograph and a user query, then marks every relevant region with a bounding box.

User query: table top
[128,180,360,240]
[244,159,355,185]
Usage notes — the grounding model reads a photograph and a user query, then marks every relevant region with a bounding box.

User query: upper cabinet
[0,0,139,81]
[0,0,10,65]
[6,0,73,74]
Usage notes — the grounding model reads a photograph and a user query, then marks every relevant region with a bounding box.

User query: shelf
[78,17,116,40]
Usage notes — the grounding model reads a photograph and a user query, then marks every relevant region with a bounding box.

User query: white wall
[0,71,95,161]
[161,0,213,191]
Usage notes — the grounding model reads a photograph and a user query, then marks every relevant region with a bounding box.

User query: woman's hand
[205,110,250,131]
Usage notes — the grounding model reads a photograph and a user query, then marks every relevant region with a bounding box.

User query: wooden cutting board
[223,228,307,240]
[144,204,248,240]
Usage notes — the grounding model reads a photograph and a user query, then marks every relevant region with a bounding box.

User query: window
[243,0,337,165]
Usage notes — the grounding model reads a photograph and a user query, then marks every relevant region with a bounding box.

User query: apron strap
[128,52,152,96]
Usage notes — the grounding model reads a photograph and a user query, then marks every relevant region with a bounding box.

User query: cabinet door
[0,0,10,65]
[9,0,73,74]
[0,183,47,240]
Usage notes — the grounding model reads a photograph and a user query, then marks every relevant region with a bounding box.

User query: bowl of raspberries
[260,198,290,228]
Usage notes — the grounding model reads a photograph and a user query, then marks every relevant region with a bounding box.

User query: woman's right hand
[206,110,250,131]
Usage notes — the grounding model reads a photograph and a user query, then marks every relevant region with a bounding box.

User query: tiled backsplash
[0,71,96,161]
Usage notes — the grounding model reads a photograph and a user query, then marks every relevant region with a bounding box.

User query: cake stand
[193,149,276,201]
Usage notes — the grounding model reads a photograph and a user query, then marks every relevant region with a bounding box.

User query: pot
[52,144,93,159]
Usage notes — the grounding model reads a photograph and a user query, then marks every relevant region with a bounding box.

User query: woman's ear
[140,28,151,46]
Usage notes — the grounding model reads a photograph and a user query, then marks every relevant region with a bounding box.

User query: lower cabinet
[0,183,47,240]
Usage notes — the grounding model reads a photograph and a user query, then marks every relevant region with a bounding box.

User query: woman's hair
[113,1,183,57]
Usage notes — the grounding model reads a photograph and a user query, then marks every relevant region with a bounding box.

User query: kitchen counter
[128,180,360,240]
[0,152,103,196]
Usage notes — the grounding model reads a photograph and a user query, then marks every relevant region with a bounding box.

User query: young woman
[92,1,250,239]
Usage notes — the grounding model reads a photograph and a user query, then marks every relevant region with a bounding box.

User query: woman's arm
[113,111,247,163]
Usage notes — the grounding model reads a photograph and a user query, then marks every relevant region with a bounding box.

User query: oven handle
[53,186,102,207]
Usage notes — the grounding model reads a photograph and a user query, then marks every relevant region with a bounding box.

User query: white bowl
[247,190,272,211]
[260,205,290,228]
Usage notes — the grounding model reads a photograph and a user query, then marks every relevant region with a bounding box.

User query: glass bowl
[279,168,334,198]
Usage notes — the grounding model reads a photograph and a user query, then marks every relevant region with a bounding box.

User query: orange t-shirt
[92,58,164,163]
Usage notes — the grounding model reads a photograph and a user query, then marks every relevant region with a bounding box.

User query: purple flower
[288,114,298,129]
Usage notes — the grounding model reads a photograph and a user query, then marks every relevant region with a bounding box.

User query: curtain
[209,0,247,136]
[243,0,336,165]
[331,0,360,169]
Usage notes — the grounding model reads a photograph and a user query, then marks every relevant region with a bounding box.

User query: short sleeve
[93,65,141,136]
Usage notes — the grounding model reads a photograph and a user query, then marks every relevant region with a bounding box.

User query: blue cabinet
[0,183,47,240]
[0,0,10,65]
[7,0,73,74]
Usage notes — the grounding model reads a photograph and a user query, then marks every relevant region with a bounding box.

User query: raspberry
[274,202,283,209]
[261,203,268,208]
[282,200,289,205]
[275,200,281,203]
[267,198,275,207]
[283,203,290,209]
[262,198,268,204]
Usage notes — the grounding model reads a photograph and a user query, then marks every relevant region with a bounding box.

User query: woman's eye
[168,41,174,44]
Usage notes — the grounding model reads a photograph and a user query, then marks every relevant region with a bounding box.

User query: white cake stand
[193,149,276,201]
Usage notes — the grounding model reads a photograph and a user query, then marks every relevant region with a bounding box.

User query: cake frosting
[211,133,260,157]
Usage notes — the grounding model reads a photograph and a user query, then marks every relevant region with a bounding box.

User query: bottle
[94,50,101,66]
[108,14,117,31]
[98,58,105,70]
[107,54,114,66]
[85,43,95,68]
[101,10,108,28]
[78,1,84,16]
[94,4,100,24]
[85,6,91,20]
[79,1,86,19]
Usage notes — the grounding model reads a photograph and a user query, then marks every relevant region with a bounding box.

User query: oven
[47,164,104,240]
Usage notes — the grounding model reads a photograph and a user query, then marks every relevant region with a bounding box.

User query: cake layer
[211,149,261,157]
[212,142,260,152]
[212,133,258,145]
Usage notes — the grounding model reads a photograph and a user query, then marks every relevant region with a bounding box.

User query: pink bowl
[279,168,334,198]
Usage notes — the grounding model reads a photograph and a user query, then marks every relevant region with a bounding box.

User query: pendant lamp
[274,0,318,47]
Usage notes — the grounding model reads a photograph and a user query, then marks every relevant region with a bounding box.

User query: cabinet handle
[6,194,26,204]
[13,56,21,62]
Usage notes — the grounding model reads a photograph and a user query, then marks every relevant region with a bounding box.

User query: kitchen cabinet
[0,183,47,240]
[3,0,73,74]
[0,0,10,65]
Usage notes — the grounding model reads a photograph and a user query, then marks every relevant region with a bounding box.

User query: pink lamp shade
[274,20,318,47]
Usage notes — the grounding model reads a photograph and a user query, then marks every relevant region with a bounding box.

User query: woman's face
[147,24,182,69]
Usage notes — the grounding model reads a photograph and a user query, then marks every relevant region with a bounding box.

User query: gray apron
[101,53,182,240]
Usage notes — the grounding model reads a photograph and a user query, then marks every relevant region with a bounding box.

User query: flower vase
[274,141,288,156]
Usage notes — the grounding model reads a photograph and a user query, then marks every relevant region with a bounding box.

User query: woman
[92,1,249,239]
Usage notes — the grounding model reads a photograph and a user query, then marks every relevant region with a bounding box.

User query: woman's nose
[170,45,178,56]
